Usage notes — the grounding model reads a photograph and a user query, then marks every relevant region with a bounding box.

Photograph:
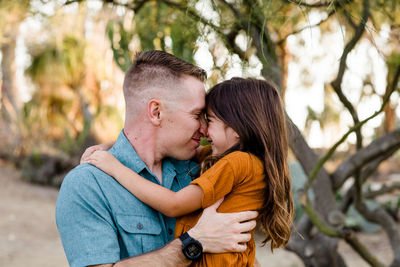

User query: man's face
[160,75,206,160]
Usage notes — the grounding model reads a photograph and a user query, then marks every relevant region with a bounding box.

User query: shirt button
[168,228,173,235]
[137,223,143,230]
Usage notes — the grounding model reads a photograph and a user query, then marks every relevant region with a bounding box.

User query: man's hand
[188,198,258,253]
[80,141,115,164]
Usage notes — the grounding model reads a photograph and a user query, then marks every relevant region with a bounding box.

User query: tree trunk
[286,117,341,266]
[383,85,396,133]
[1,31,19,120]
[278,41,290,102]
[0,29,21,153]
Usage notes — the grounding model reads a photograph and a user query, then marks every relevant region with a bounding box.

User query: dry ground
[0,160,395,267]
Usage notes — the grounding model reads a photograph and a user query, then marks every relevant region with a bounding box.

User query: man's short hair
[123,50,206,100]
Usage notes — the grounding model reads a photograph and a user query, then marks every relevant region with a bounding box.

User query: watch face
[187,243,201,257]
[180,233,203,261]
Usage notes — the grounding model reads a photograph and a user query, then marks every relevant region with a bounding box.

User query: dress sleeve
[190,153,245,208]
[55,168,120,267]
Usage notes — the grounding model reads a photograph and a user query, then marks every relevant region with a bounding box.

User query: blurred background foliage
[0,0,399,266]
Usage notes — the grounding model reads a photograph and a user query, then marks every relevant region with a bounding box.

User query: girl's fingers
[86,157,97,165]
[80,145,107,164]
[81,147,100,163]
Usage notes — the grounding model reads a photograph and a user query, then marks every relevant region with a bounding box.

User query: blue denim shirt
[56,131,198,267]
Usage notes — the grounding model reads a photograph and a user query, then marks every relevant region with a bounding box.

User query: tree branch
[307,63,399,191]
[337,0,358,29]
[330,0,370,149]
[283,0,339,8]
[332,128,400,190]
[223,25,248,60]
[298,192,386,266]
[365,182,400,199]
[356,202,400,266]
[242,0,281,87]
[300,194,340,237]
[344,231,385,267]
[159,0,221,33]
[277,0,359,45]
[277,10,336,45]
[217,0,241,19]
[339,142,399,213]
[158,0,247,58]
[332,64,400,189]
[286,115,337,216]
[66,0,146,12]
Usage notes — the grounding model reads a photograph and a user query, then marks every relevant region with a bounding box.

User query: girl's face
[206,110,239,156]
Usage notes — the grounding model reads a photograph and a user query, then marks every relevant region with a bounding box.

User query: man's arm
[90,199,258,267]
[91,239,188,267]
[188,198,257,253]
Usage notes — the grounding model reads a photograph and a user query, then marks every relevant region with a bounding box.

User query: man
[56,50,258,266]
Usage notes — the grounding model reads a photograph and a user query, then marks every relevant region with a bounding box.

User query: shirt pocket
[116,214,164,254]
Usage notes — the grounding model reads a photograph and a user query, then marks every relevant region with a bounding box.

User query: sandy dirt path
[0,160,68,267]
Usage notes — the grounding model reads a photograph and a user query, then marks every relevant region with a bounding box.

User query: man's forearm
[91,198,258,267]
[114,239,190,267]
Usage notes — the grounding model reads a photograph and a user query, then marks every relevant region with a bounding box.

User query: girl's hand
[80,141,115,164]
[84,150,122,177]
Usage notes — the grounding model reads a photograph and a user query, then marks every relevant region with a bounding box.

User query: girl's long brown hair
[201,77,293,250]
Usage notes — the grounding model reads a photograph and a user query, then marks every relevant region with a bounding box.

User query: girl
[84,77,293,266]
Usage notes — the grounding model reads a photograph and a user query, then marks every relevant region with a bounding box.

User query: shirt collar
[109,130,147,174]
[109,130,177,188]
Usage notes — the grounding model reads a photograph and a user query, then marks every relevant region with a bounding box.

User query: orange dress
[174,150,266,266]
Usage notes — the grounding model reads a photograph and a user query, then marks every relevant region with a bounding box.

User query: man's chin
[172,150,196,161]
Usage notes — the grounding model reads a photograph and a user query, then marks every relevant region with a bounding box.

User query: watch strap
[179,232,191,246]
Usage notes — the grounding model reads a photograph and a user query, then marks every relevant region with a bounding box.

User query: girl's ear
[231,129,239,139]
[148,99,162,126]
[234,132,240,142]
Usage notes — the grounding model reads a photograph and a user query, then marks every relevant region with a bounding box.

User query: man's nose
[199,117,208,137]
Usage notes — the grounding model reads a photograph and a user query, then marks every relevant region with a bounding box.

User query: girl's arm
[85,151,203,218]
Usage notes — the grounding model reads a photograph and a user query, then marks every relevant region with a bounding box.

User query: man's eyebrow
[189,108,203,113]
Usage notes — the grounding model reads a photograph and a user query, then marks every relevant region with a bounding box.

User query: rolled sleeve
[190,175,215,208]
[56,167,120,267]
[190,158,236,208]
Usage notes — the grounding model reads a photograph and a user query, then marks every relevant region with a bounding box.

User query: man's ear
[148,99,162,126]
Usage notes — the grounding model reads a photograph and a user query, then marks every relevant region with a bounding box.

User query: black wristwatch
[179,232,203,261]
